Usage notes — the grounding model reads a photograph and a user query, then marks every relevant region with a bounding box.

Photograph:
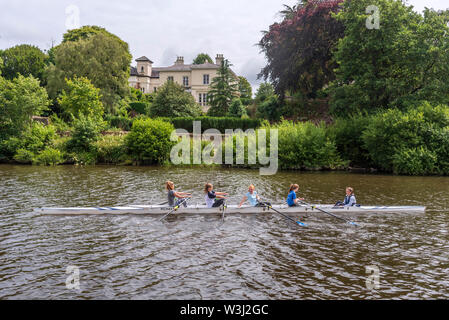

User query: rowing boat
[33,204,426,215]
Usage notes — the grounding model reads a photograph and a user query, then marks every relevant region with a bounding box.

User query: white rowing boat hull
[33,204,426,215]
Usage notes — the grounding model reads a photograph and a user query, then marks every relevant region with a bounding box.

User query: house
[128,54,235,111]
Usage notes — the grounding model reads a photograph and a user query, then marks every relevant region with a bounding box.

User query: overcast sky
[1,0,448,91]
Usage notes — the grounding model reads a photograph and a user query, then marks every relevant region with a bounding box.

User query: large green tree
[0,75,49,140]
[58,76,104,121]
[207,59,239,117]
[150,81,202,118]
[193,53,213,65]
[45,27,132,114]
[331,0,449,115]
[0,44,48,82]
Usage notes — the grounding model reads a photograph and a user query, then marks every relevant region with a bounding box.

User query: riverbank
[2,102,449,176]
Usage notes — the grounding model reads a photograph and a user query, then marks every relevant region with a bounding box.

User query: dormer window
[141,66,145,73]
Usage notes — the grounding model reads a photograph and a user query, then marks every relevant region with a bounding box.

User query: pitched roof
[135,56,153,63]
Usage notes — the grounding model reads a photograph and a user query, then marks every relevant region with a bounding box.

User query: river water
[0,164,448,299]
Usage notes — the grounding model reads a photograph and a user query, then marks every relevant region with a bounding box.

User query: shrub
[362,108,424,171]
[129,102,148,115]
[66,116,104,153]
[362,103,449,175]
[22,122,58,154]
[95,135,128,164]
[274,121,343,169]
[13,148,34,164]
[33,147,64,166]
[227,99,246,118]
[256,95,282,121]
[1,123,57,161]
[327,114,372,167]
[125,118,175,164]
[105,114,134,131]
[158,117,269,133]
[392,147,437,175]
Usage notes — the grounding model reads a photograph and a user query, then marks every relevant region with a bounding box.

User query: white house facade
[129,54,235,111]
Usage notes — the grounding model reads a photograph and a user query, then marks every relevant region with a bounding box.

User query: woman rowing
[165,181,191,208]
[287,184,305,207]
[204,183,228,208]
[238,184,261,208]
[335,187,357,207]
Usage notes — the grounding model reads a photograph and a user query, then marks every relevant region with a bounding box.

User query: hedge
[157,117,269,133]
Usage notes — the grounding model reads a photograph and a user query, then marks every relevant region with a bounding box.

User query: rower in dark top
[204,183,228,208]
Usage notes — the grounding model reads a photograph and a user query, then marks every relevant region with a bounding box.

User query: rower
[335,187,357,207]
[165,181,191,208]
[287,184,305,207]
[204,183,228,208]
[238,184,260,208]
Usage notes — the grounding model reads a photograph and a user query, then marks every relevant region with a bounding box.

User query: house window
[183,76,189,87]
[167,76,174,82]
[154,87,157,93]
[203,74,209,85]
[199,93,208,106]
[141,87,145,93]
[141,66,145,73]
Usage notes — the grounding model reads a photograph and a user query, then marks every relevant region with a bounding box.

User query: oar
[299,200,359,227]
[221,200,227,223]
[159,197,190,221]
[258,202,307,228]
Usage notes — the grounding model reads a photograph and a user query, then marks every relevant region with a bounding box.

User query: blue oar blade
[296,221,307,227]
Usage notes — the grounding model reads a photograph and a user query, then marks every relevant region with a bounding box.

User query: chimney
[215,54,224,66]
[175,56,184,65]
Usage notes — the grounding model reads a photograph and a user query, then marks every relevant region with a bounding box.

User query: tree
[193,53,214,65]
[63,25,127,47]
[258,0,345,100]
[256,95,282,121]
[207,59,239,117]
[150,81,202,118]
[255,82,275,104]
[0,75,49,140]
[45,28,132,114]
[58,76,104,121]
[0,56,3,76]
[330,0,449,115]
[227,99,246,118]
[238,76,253,105]
[0,44,48,82]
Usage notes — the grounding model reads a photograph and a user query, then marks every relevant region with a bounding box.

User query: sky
[1,0,448,92]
